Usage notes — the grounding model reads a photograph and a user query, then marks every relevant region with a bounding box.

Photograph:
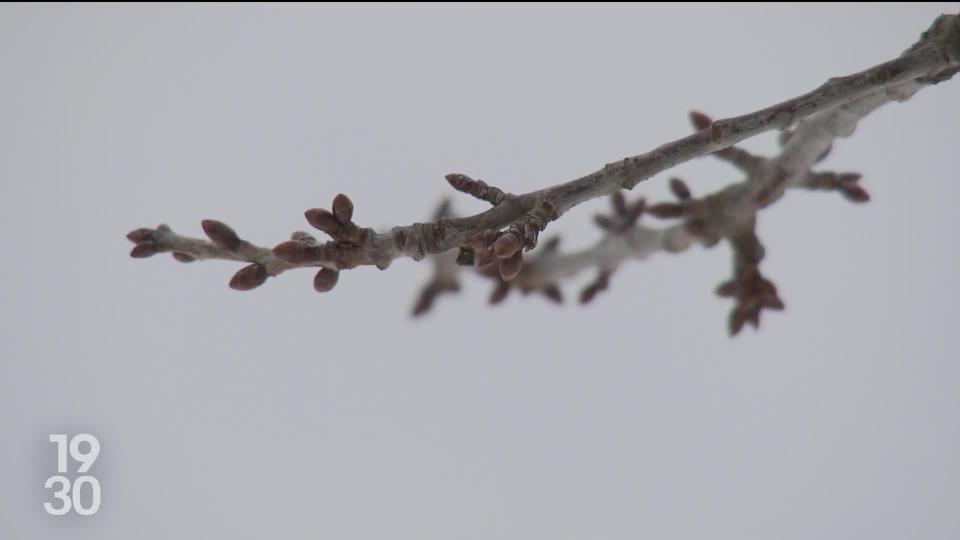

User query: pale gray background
[1,4,958,539]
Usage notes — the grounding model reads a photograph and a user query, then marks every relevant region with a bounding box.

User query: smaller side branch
[445,174,507,206]
[715,222,785,336]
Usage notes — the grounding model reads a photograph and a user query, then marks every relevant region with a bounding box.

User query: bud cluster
[272,193,369,293]
[467,229,525,281]
[717,231,785,336]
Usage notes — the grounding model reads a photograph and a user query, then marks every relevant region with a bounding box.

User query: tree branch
[127,14,960,334]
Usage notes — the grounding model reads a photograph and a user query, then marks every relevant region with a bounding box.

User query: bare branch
[127,14,960,334]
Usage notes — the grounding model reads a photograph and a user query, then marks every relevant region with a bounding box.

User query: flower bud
[499,251,523,281]
[291,231,317,244]
[493,233,522,259]
[468,230,497,251]
[625,199,646,225]
[715,280,737,297]
[229,263,267,290]
[313,267,339,292]
[761,294,785,310]
[130,243,159,258]
[126,228,154,243]
[541,285,563,304]
[489,281,511,304]
[445,173,473,191]
[305,208,339,236]
[473,248,496,269]
[611,191,627,215]
[729,311,746,336]
[842,184,870,203]
[647,202,687,218]
[593,215,613,231]
[201,220,241,251]
[332,194,354,224]
[669,177,692,201]
[689,111,713,131]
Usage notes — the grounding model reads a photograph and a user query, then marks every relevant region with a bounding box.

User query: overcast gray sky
[2,4,958,539]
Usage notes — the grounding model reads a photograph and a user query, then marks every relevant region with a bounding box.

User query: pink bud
[172,252,195,263]
[762,294,785,310]
[669,177,692,201]
[229,263,267,291]
[499,251,523,281]
[647,203,687,218]
[445,173,473,191]
[715,281,737,297]
[473,248,496,269]
[130,243,159,258]
[842,184,870,203]
[291,231,317,244]
[332,194,354,224]
[305,208,339,236]
[593,215,613,230]
[542,285,563,304]
[201,220,241,251]
[689,111,713,131]
[468,231,493,251]
[580,285,599,304]
[313,267,339,292]
[625,199,646,225]
[489,282,511,305]
[610,191,627,214]
[729,312,746,336]
[493,233,521,259]
[126,228,154,243]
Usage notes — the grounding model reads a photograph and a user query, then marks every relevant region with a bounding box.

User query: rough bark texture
[127,14,960,335]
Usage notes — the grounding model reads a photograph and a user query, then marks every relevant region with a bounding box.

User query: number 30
[43,475,101,515]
